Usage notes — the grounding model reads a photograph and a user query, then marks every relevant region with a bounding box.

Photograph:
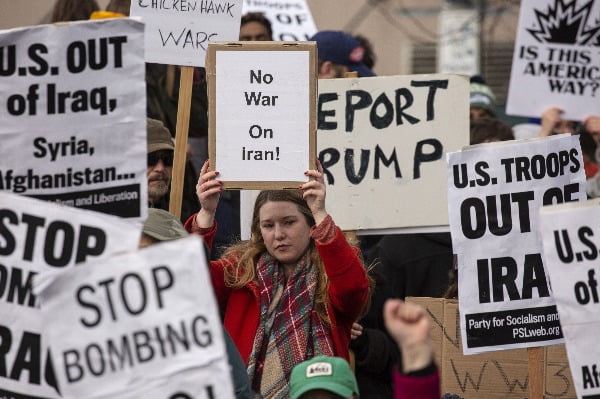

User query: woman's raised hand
[300,160,328,225]
[195,160,222,228]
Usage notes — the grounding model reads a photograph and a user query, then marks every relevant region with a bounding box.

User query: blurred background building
[0,0,520,118]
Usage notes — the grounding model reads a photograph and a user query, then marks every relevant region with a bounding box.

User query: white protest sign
[447,134,586,354]
[0,19,147,219]
[242,0,317,41]
[506,0,600,121]
[540,198,600,398]
[209,42,316,188]
[130,0,243,66]
[0,191,140,399]
[437,8,479,76]
[37,235,234,399]
[317,74,469,231]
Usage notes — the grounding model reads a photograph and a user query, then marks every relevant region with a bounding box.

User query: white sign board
[130,0,243,66]
[437,8,480,76]
[506,0,600,121]
[0,192,141,399]
[540,199,600,399]
[209,42,316,189]
[242,0,317,41]
[447,134,586,354]
[37,236,234,399]
[0,19,147,219]
[318,74,469,231]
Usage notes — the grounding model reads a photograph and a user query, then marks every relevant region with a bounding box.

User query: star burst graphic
[527,0,600,46]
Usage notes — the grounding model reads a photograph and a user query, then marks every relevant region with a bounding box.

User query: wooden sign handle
[342,72,360,245]
[168,66,194,219]
[527,346,544,399]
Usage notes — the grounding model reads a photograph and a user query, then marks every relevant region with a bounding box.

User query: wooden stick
[168,66,194,219]
[527,346,544,399]
[342,71,360,246]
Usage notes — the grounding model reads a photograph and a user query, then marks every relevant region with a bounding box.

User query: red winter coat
[185,215,370,364]
[393,368,440,399]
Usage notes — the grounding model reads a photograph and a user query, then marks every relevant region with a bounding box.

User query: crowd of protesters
[25,0,600,397]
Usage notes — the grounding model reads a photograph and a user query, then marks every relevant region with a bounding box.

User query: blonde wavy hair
[222,190,332,324]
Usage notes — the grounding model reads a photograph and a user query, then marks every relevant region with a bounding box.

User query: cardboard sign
[0,19,147,219]
[506,0,600,121]
[0,192,141,399]
[407,297,576,398]
[447,135,586,354]
[540,198,600,398]
[207,41,316,189]
[242,0,317,41]
[317,74,469,231]
[130,0,243,66]
[36,235,234,399]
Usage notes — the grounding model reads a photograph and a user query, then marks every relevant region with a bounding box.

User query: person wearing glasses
[146,118,175,208]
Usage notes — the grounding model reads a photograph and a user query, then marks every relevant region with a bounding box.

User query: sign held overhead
[130,0,243,66]
[207,41,316,189]
[317,74,469,231]
[506,0,600,120]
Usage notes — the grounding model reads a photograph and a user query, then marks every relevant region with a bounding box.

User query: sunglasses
[147,151,174,167]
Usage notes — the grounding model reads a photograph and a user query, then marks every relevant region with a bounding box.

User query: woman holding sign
[186,160,370,398]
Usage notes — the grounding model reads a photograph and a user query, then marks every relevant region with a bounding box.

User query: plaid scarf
[247,252,334,398]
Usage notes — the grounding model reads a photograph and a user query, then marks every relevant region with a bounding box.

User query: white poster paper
[437,8,480,76]
[540,198,600,398]
[506,0,600,121]
[318,74,469,231]
[0,192,141,399]
[242,0,317,41]
[215,49,311,183]
[0,19,147,219]
[37,235,234,399]
[130,0,243,66]
[447,134,586,354]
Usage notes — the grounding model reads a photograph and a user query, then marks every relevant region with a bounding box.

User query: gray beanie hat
[143,208,188,241]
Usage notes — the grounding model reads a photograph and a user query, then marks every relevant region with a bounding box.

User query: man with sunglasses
[146,118,175,208]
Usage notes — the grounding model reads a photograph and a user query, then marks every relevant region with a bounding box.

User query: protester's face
[470,107,493,121]
[239,21,271,41]
[591,130,600,146]
[259,200,311,267]
[299,390,348,399]
[139,234,158,248]
[332,64,349,79]
[147,150,173,202]
[554,120,575,134]
[318,61,349,79]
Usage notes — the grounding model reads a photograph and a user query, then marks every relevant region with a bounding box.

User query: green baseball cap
[290,356,359,399]
[143,208,188,241]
